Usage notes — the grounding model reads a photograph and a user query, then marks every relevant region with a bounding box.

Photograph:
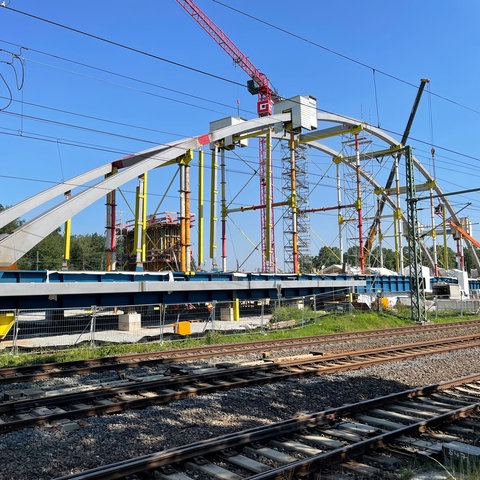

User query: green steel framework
[405,146,427,323]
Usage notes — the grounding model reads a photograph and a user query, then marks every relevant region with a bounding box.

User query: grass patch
[0,311,477,368]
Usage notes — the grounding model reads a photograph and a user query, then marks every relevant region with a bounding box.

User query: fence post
[260,299,265,331]
[13,309,19,355]
[90,306,97,346]
[159,304,165,345]
[211,301,216,332]
[301,296,305,326]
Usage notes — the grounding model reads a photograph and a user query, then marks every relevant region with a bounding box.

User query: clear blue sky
[1,1,479,271]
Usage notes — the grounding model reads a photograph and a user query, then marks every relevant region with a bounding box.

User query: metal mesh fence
[0,295,327,355]
[3,292,472,355]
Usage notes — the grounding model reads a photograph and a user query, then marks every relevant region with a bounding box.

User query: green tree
[17,228,64,270]
[463,247,480,274]
[428,245,457,270]
[0,204,24,235]
[368,247,397,271]
[299,255,314,273]
[70,233,106,270]
[311,246,342,270]
[345,246,360,266]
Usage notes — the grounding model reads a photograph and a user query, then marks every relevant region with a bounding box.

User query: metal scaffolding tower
[282,142,310,272]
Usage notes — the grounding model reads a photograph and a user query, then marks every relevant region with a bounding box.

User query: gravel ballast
[1,331,480,479]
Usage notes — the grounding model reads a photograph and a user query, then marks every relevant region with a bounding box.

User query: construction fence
[1,294,478,356]
[0,294,326,355]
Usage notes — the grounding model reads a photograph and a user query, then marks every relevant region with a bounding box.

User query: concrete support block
[118,313,141,332]
[220,306,234,321]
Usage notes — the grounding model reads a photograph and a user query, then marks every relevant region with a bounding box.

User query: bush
[271,305,308,324]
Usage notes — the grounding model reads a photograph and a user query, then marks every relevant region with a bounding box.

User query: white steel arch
[0,109,475,271]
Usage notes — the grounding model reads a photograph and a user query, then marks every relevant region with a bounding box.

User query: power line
[0,39,251,116]
[1,5,247,89]
[2,11,479,167]
[212,0,480,116]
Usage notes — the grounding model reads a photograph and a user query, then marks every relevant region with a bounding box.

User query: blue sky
[1,1,479,271]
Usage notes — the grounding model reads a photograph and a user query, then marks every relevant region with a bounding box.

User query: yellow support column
[134,172,147,271]
[233,297,240,321]
[197,150,204,268]
[289,132,299,274]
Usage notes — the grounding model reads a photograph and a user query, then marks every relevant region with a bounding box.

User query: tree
[368,247,397,271]
[299,255,314,273]
[15,229,106,271]
[311,246,342,271]
[0,204,24,235]
[463,247,480,274]
[428,245,457,271]
[70,233,105,270]
[16,228,64,270]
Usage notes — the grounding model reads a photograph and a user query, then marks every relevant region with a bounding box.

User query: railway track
[54,372,480,480]
[1,320,480,384]
[2,334,480,435]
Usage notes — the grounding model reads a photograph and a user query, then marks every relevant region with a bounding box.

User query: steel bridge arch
[0,109,475,270]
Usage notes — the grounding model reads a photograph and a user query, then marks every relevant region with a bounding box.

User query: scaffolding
[282,142,311,272]
[117,213,189,271]
[341,135,374,270]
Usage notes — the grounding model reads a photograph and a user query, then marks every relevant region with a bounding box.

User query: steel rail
[53,372,480,480]
[1,319,479,384]
[2,334,480,435]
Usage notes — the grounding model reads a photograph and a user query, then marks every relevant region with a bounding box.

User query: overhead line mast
[176,0,281,272]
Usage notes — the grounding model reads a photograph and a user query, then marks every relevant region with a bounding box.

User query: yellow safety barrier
[0,313,14,339]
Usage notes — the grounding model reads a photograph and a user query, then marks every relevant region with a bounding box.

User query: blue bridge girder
[0,270,375,309]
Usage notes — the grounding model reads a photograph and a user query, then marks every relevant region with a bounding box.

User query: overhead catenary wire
[1,6,479,155]
[0,17,478,177]
[1,3,478,268]
[0,6,247,91]
[212,0,480,116]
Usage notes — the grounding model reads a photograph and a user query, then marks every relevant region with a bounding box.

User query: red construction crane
[176,0,280,272]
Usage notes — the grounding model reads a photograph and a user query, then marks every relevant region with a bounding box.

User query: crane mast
[177,0,279,272]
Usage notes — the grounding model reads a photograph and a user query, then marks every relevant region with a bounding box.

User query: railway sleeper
[394,435,443,455]
[244,445,298,465]
[218,452,270,474]
[270,438,323,456]
[367,407,425,424]
[296,432,344,449]
[185,459,242,480]
[355,414,405,430]
[320,427,363,442]
[388,404,438,419]
[361,452,404,469]
[340,459,382,476]
[32,406,66,417]
[335,421,380,436]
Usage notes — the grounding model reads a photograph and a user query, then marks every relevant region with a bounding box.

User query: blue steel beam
[0,270,368,309]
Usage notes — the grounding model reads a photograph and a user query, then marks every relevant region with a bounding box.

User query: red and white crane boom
[176,0,280,116]
[177,0,280,272]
